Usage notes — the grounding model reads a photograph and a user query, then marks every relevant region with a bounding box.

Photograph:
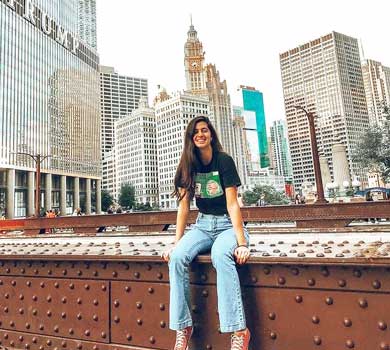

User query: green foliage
[118,183,136,209]
[243,184,290,206]
[354,104,390,182]
[101,190,114,212]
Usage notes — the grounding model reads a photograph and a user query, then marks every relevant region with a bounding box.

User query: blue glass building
[241,86,269,168]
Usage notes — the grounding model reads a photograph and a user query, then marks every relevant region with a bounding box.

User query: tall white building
[232,107,250,188]
[280,32,369,190]
[115,98,158,205]
[78,0,97,50]
[362,59,390,126]
[100,66,148,194]
[270,120,293,181]
[155,91,209,209]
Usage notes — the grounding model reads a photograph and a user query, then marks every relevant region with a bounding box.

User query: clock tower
[184,19,207,95]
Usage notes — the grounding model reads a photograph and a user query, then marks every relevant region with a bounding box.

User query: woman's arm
[174,188,190,243]
[226,186,250,265]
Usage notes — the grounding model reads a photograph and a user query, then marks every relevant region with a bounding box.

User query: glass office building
[0,0,101,218]
[241,86,269,169]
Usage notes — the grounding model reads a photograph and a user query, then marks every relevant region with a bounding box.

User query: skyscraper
[362,59,390,126]
[155,90,209,209]
[78,0,97,49]
[115,98,158,205]
[240,86,269,169]
[280,32,369,189]
[184,21,207,95]
[0,0,101,218]
[205,64,235,157]
[184,22,235,158]
[99,66,148,195]
[270,120,293,181]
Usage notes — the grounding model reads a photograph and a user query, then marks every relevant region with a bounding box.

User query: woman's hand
[234,246,250,265]
[162,246,175,262]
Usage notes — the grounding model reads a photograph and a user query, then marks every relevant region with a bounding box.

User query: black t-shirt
[194,152,241,215]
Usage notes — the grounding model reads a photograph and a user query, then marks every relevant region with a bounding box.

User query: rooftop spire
[187,15,197,40]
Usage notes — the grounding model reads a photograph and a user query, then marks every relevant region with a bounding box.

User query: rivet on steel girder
[270,332,277,340]
[19,294,24,300]
[4,293,9,299]
[101,284,107,291]
[54,282,59,288]
[32,295,38,301]
[126,334,132,341]
[312,316,320,324]
[19,308,24,314]
[69,283,74,289]
[25,323,30,329]
[32,309,37,316]
[343,318,352,327]
[93,271,99,276]
[62,297,67,304]
[136,302,142,309]
[61,341,67,348]
[373,280,381,289]
[160,321,166,328]
[76,343,82,350]
[112,271,118,277]
[77,298,82,305]
[39,324,44,330]
[313,336,322,345]
[268,312,276,320]
[93,315,98,321]
[251,276,258,283]
[380,342,390,350]
[338,279,347,287]
[308,278,316,286]
[92,345,98,350]
[325,297,333,305]
[3,334,8,340]
[47,295,52,302]
[295,295,303,303]
[85,330,90,336]
[149,336,156,344]
[321,267,330,276]
[148,287,154,294]
[61,312,66,319]
[77,313,82,320]
[125,286,131,292]
[263,267,271,275]
[32,338,37,344]
[47,340,52,346]
[47,310,52,317]
[157,272,163,279]
[11,280,16,286]
[114,316,120,323]
[291,268,299,275]
[114,300,120,307]
[346,339,354,348]
[137,318,143,325]
[3,307,8,313]
[202,290,209,297]
[278,277,286,285]
[358,298,368,308]
[206,345,212,350]
[378,321,387,330]
[69,328,74,335]
[19,336,23,341]
[101,332,107,339]
[93,299,99,306]
[160,304,166,311]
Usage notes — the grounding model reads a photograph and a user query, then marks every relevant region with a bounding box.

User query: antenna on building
[359,38,365,62]
[190,13,193,26]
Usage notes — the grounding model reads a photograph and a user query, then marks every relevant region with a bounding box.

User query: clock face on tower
[189,60,200,71]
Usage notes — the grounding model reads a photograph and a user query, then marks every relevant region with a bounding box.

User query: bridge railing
[1,201,389,235]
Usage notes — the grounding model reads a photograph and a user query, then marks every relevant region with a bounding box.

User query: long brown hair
[172,116,223,200]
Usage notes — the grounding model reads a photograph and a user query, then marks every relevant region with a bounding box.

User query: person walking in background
[162,116,251,350]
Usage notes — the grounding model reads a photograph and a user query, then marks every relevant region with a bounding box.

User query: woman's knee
[211,245,233,267]
[169,248,190,268]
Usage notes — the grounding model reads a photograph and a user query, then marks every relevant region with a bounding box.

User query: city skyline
[96,0,390,128]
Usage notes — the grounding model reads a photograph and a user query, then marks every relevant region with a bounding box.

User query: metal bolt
[373,280,381,289]
[160,321,166,328]
[47,310,52,317]
[268,312,276,320]
[93,314,99,321]
[126,334,132,341]
[358,298,368,308]
[295,295,303,303]
[85,330,90,336]
[148,287,154,294]
[380,342,390,350]
[312,316,320,324]
[270,332,277,340]
[61,312,66,319]
[69,328,74,335]
[325,297,333,305]
[308,278,316,286]
[378,321,387,330]
[77,298,82,304]
[149,336,156,344]
[101,332,107,339]
[343,318,352,327]
[313,336,322,345]
[278,277,286,285]
[136,302,142,309]
[114,300,120,307]
[125,286,131,292]
[137,318,143,325]
[93,299,99,306]
[77,313,82,320]
[160,303,165,311]
[114,316,120,323]
[346,340,354,348]
[61,341,67,348]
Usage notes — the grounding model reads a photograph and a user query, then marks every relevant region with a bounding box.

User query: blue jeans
[169,213,249,333]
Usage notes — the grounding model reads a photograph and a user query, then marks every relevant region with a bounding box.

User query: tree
[353,104,390,182]
[101,190,114,212]
[243,184,290,206]
[118,183,136,209]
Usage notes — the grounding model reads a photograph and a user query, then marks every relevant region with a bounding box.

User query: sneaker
[231,328,250,350]
[174,326,193,350]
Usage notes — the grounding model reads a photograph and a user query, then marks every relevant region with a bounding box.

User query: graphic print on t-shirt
[195,171,223,199]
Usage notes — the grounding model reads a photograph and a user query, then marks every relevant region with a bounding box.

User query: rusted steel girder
[0,233,390,349]
[1,201,389,235]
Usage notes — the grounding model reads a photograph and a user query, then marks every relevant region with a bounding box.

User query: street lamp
[12,152,50,218]
[293,106,327,204]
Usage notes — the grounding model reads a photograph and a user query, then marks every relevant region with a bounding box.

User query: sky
[96,0,390,130]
